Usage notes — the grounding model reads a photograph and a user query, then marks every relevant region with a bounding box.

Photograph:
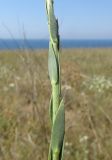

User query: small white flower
[65,142,72,147]
[9,83,15,88]
[80,136,88,143]
[83,75,112,93]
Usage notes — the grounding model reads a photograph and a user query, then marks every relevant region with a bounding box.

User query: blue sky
[0,0,112,39]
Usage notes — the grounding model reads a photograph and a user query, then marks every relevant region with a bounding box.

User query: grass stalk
[46,0,65,160]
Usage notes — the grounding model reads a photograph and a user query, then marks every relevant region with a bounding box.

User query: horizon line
[0,38,112,40]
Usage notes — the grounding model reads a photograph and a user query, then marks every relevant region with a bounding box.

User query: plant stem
[46,0,65,160]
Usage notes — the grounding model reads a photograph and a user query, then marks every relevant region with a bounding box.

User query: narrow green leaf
[48,43,58,84]
[49,13,58,43]
[47,1,58,44]
[51,99,65,154]
[60,139,64,160]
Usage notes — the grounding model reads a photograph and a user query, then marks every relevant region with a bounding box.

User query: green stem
[46,0,65,160]
[52,84,60,122]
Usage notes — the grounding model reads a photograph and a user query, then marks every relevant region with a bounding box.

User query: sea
[0,39,112,50]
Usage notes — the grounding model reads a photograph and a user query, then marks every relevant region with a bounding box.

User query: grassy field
[0,48,112,160]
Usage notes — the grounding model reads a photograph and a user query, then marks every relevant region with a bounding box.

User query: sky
[0,0,112,39]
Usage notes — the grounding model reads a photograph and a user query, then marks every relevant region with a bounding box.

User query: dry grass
[0,48,112,160]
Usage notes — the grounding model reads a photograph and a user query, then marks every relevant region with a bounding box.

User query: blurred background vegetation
[0,48,112,160]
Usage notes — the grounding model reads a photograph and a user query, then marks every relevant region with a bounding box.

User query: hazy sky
[0,0,112,39]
